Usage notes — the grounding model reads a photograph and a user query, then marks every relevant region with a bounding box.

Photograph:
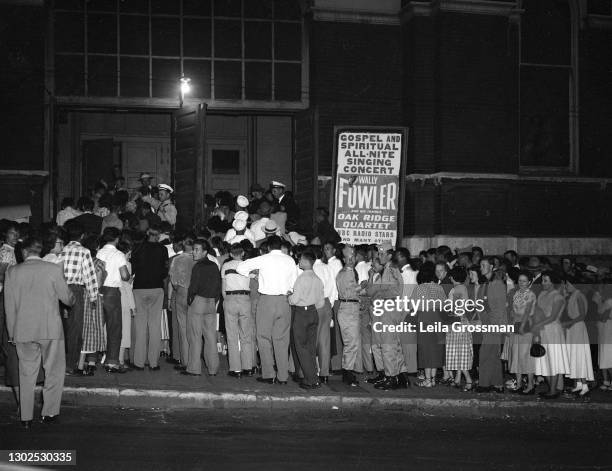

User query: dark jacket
[131,241,169,289]
[188,257,221,301]
[72,212,103,235]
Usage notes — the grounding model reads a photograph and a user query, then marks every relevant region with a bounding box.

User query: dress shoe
[82,365,95,376]
[395,375,409,389]
[256,377,275,384]
[319,376,329,385]
[40,415,58,424]
[343,371,359,386]
[277,380,288,385]
[105,365,127,374]
[174,365,186,371]
[132,366,145,371]
[366,372,386,384]
[166,357,180,365]
[227,371,242,378]
[21,420,32,430]
[241,369,255,377]
[65,368,82,376]
[180,371,201,376]
[299,382,321,390]
[149,366,161,371]
[291,373,303,383]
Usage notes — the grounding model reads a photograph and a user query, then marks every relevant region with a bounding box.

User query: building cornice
[406,172,612,187]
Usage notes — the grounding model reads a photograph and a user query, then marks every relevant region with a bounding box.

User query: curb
[2,386,612,419]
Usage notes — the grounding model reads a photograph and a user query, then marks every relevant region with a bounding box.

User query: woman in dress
[414,262,447,387]
[562,277,593,398]
[445,267,474,391]
[118,234,135,368]
[510,270,537,394]
[593,284,612,390]
[531,271,570,399]
[467,265,486,377]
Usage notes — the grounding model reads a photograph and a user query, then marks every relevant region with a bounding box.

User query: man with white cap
[236,235,298,384]
[157,184,177,227]
[224,211,255,246]
[270,181,300,231]
[236,195,250,212]
[140,173,154,192]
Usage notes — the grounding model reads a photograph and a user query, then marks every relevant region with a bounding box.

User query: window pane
[55,54,84,95]
[120,15,149,54]
[152,18,180,56]
[520,67,570,167]
[152,58,180,97]
[274,22,301,60]
[183,18,212,57]
[88,56,117,96]
[274,63,300,101]
[54,0,83,10]
[274,0,301,20]
[87,0,116,12]
[120,57,149,96]
[214,61,241,99]
[245,21,271,59]
[88,14,117,53]
[212,150,240,174]
[151,0,179,15]
[587,0,611,14]
[214,0,241,17]
[245,62,271,100]
[55,12,84,52]
[244,0,273,18]
[183,60,211,98]
[183,0,211,16]
[119,0,148,14]
[522,0,570,65]
[214,20,241,58]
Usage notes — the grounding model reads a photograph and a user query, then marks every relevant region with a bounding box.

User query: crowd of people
[2,173,612,428]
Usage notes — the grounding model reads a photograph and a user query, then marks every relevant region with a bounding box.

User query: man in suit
[270,181,300,232]
[4,236,75,429]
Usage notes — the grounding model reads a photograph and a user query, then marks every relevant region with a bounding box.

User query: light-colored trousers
[400,312,418,373]
[171,286,189,365]
[223,294,253,372]
[338,301,362,372]
[371,306,406,376]
[316,298,333,376]
[16,339,65,421]
[256,294,291,382]
[359,299,373,372]
[186,296,218,375]
[133,288,164,368]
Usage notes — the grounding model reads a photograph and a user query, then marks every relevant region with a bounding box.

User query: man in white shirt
[237,236,298,384]
[312,247,336,383]
[222,244,254,377]
[96,227,130,373]
[355,245,374,373]
[395,248,418,376]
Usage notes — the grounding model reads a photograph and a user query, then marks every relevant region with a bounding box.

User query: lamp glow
[180,77,191,95]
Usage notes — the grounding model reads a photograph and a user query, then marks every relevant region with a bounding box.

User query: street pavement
[0,406,608,470]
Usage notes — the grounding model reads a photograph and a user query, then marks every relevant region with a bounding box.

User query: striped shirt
[59,241,98,302]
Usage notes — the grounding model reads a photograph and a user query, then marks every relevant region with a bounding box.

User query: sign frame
[330,125,409,248]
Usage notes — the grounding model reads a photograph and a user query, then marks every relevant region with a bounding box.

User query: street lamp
[179,76,191,107]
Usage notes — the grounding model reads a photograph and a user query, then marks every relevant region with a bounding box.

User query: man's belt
[295,304,316,310]
[339,298,359,303]
[226,290,250,295]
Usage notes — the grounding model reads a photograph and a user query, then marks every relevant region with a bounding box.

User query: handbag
[530,337,546,358]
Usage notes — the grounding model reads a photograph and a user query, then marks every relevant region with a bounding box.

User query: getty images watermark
[370,296,516,334]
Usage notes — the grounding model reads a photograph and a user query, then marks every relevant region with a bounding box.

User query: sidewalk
[2,360,612,419]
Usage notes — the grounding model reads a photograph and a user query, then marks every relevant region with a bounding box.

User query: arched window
[519,0,577,171]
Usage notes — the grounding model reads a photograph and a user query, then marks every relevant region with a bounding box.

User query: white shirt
[326,256,342,303]
[224,228,256,246]
[355,261,371,285]
[401,264,418,299]
[96,244,128,288]
[236,249,298,295]
[56,207,80,227]
[313,259,337,303]
[249,218,269,241]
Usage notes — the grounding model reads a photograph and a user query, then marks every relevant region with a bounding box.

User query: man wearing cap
[157,184,177,227]
[248,184,266,214]
[271,181,300,231]
[236,195,250,212]
[255,220,280,248]
[237,235,298,384]
[140,173,153,191]
[224,211,255,246]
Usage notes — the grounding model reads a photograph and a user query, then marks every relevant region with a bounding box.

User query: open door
[172,102,206,229]
[82,139,115,195]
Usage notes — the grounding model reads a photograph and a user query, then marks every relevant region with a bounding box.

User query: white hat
[270,180,285,188]
[264,220,278,234]
[232,219,247,231]
[158,183,174,193]
[234,210,248,221]
[236,195,249,208]
[140,172,151,179]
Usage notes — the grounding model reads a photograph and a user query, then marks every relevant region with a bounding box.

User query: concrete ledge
[3,386,612,420]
